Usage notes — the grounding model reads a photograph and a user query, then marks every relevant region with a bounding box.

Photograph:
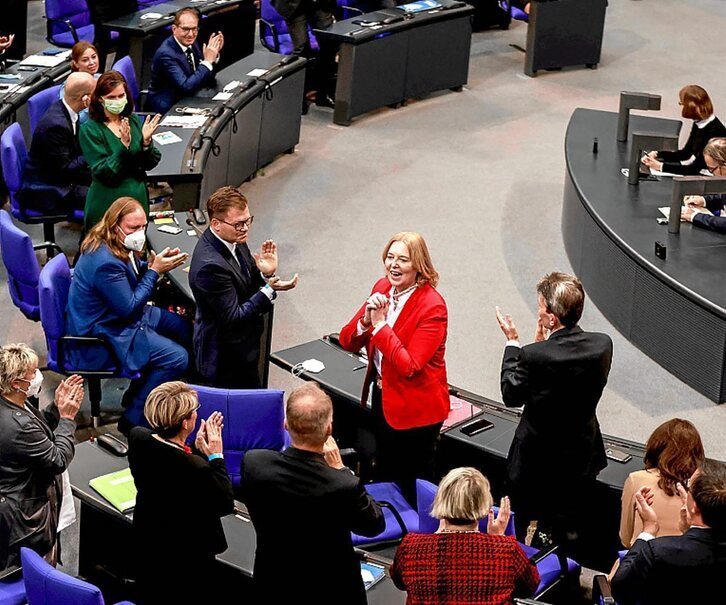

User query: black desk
[271,337,650,568]
[68,441,404,604]
[147,51,306,209]
[563,108,726,403]
[314,0,474,126]
[102,0,256,89]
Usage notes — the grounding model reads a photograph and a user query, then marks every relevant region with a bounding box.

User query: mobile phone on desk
[460,416,494,437]
[17,66,38,72]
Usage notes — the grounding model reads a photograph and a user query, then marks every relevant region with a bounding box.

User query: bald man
[20,72,96,215]
[243,382,384,605]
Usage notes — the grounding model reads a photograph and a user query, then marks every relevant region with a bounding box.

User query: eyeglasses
[220,216,254,231]
[176,26,199,33]
[706,163,725,175]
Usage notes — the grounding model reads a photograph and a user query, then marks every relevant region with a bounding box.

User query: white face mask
[118,226,146,252]
[17,369,43,398]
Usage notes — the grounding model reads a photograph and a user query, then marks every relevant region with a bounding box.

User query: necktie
[185,47,196,72]
[234,245,251,278]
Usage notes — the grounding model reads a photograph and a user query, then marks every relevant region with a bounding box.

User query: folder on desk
[89,468,137,514]
[361,561,386,590]
[398,0,442,12]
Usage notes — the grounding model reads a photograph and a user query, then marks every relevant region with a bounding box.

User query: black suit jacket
[20,99,90,212]
[611,527,726,605]
[189,228,273,388]
[657,116,726,175]
[501,326,612,491]
[242,447,385,605]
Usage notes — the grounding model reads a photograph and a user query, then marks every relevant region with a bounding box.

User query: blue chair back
[415,479,517,536]
[499,1,529,22]
[0,210,43,321]
[0,574,25,605]
[45,0,95,47]
[38,253,72,372]
[351,482,419,546]
[259,0,318,54]
[28,85,64,136]
[0,124,27,215]
[112,57,139,105]
[188,385,287,486]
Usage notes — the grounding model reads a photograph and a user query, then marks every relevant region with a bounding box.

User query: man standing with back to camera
[496,272,613,554]
[189,186,298,389]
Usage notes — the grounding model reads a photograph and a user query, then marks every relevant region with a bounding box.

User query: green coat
[79,114,161,228]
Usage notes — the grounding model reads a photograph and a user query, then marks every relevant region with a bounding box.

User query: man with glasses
[612,459,726,605]
[680,138,726,233]
[146,7,224,114]
[189,186,298,389]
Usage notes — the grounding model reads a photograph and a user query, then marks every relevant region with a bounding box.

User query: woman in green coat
[79,71,162,229]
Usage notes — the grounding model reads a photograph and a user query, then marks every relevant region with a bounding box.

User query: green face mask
[103,96,127,115]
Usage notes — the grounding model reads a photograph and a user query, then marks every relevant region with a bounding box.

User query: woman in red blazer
[339,232,449,505]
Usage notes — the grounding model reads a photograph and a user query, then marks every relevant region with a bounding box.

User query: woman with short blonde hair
[392,468,539,605]
[128,381,234,604]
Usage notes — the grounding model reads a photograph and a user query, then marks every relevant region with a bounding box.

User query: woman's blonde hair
[0,343,38,395]
[431,467,492,523]
[381,231,439,288]
[144,381,199,439]
[81,197,144,260]
[704,138,726,167]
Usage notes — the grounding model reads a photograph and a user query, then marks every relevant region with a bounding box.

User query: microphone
[185,214,205,237]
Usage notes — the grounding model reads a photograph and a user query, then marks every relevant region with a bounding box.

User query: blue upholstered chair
[499,0,529,22]
[38,254,140,427]
[188,385,288,487]
[415,479,581,599]
[44,0,96,47]
[1,123,82,245]
[259,0,319,54]
[28,84,64,136]
[111,56,140,106]
[21,547,134,605]
[0,209,63,321]
[351,482,419,547]
[0,567,25,605]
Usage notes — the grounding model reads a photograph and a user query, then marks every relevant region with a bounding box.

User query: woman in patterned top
[391,467,539,605]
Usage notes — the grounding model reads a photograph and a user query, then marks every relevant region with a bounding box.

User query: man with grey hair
[495,271,613,555]
[20,72,96,215]
[242,382,384,604]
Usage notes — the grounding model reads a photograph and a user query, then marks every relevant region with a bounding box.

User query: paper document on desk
[247,68,268,77]
[649,168,681,178]
[153,131,183,145]
[361,562,386,590]
[159,115,208,129]
[18,51,70,67]
[213,91,233,101]
[658,207,713,220]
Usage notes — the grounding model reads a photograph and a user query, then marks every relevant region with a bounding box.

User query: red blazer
[339,277,449,430]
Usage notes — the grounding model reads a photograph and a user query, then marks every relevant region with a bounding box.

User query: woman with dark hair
[339,231,449,506]
[129,381,233,604]
[59,41,100,124]
[79,70,162,229]
[619,418,705,547]
[642,85,726,176]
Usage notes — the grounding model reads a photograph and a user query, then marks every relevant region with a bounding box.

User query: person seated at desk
[391,467,539,605]
[619,419,705,549]
[128,381,234,605]
[146,8,223,115]
[681,138,726,232]
[60,42,100,125]
[79,71,161,229]
[66,197,191,435]
[242,382,385,605]
[20,73,96,216]
[189,186,298,389]
[642,85,726,176]
[0,343,84,570]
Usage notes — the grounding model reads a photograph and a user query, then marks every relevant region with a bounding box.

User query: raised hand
[0,34,14,51]
[253,240,278,277]
[119,118,131,148]
[323,436,344,470]
[534,318,548,342]
[203,32,223,63]
[142,114,161,147]
[634,487,659,535]
[55,375,85,420]
[495,306,519,341]
[149,247,188,274]
[268,274,298,291]
[676,482,690,533]
[487,496,511,535]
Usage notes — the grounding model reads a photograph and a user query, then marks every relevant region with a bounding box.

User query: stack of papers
[159,114,209,129]
[18,51,70,68]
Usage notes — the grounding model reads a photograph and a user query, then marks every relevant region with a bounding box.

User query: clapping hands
[487,496,511,535]
[142,114,161,147]
[364,293,388,327]
[634,486,659,535]
[495,306,519,341]
[195,411,224,457]
[119,118,131,148]
[55,375,85,420]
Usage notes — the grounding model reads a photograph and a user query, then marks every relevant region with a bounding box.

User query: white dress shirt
[210,229,274,301]
[61,98,79,135]
[174,38,214,73]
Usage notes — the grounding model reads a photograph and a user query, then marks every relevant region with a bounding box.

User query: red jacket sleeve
[339,278,389,353]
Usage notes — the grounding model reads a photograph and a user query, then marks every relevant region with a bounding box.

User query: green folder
[89,468,137,514]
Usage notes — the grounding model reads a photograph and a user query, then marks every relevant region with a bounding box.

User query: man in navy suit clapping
[146,8,224,114]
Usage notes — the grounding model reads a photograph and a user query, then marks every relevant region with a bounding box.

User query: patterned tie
[185,47,196,72]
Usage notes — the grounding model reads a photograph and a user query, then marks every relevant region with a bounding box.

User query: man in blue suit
[189,187,298,389]
[66,197,191,435]
[20,73,96,215]
[146,8,224,114]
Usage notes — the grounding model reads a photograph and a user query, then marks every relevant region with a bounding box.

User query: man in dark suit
[20,73,96,215]
[146,8,223,114]
[242,382,385,604]
[189,186,298,389]
[496,272,613,550]
[612,459,726,605]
